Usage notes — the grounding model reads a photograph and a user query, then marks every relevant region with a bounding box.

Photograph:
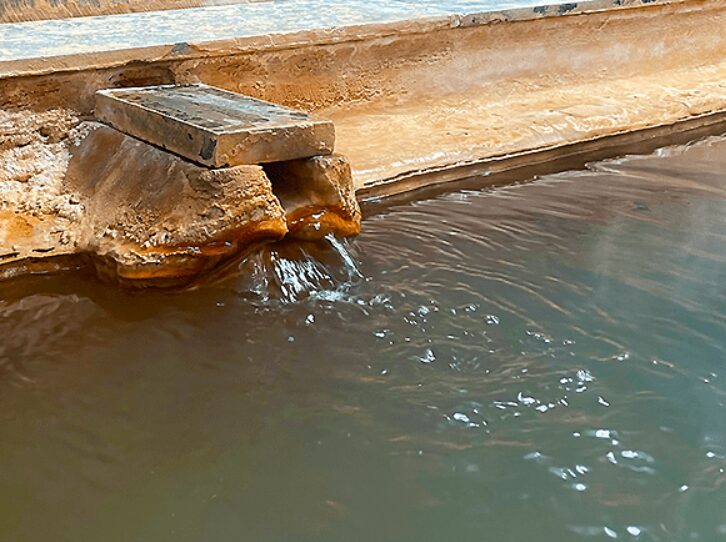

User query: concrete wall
[0,0,258,23]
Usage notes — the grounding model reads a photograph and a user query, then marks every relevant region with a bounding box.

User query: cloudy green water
[1,136,725,542]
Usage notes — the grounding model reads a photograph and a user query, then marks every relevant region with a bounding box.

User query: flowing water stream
[0,135,725,541]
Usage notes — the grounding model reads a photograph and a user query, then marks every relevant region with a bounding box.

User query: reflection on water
[0,136,725,542]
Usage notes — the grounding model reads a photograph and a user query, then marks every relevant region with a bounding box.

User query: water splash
[234,234,363,304]
[324,233,362,281]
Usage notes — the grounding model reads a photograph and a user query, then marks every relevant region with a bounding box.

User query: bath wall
[0,0,262,23]
[1,0,725,282]
[2,0,723,189]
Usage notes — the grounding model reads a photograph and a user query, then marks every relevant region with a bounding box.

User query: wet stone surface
[95,84,335,167]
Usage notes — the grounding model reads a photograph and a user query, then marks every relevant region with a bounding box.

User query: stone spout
[0,118,362,288]
[265,155,362,241]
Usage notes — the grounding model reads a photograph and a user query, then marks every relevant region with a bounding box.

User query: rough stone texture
[0,112,362,287]
[95,85,335,167]
[0,108,78,152]
[65,123,288,286]
[0,108,84,271]
[265,154,361,240]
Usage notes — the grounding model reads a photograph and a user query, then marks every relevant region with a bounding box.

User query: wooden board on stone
[95,84,335,168]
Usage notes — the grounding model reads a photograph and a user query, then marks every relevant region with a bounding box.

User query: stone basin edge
[1,0,724,286]
[0,0,695,79]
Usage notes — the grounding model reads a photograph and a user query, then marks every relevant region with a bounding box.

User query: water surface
[1,136,725,541]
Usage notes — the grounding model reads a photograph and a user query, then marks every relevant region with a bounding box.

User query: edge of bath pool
[1,0,725,284]
[0,0,699,78]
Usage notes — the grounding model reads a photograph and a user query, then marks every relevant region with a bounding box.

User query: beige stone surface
[0,108,83,274]
[0,0,696,79]
[329,60,726,189]
[265,154,361,240]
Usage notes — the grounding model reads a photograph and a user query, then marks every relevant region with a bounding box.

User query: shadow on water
[0,135,725,542]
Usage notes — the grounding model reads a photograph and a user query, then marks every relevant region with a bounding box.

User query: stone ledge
[0,0,695,79]
[95,84,335,167]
